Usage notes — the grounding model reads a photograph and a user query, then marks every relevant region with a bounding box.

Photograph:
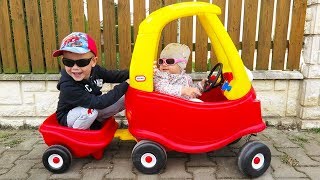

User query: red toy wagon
[39,113,118,173]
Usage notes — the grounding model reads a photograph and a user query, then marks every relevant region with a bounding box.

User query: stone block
[252,80,274,91]
[307,0,320,5]
[160,158,192,179]
[300,106,320,119]
[21,81,46,92]
[300,79,320,106]
[34,93,59,116]
[296,167,320,180]
[301,64,320,78]
[302,36,320,64]
[271,156,307,178]
[23,92,35,104]
[0,106,35,117]
[275,80,288,91]
[0,117,24,128]
[0,81,22,105]
[301,120,320,129]
[305,4,320,34]
[286,80,301,116]
[47,81,59,92]
[257,91,287,117]
[25,116,46,127]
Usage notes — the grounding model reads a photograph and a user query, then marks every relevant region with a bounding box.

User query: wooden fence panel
[180,0,193,73]
[118,0,132,69]
[25,0,45,73]
[0,0,16,73]
[195,0,210,72]
[70,0,85,32]
[9,0,30,73]
[87,0,102,65]
[149,0,163,59]
[102,0,117,69]
[210,0,226,68]
[133,0,146,42]
[40,0,59,73]
[56,0,71,46]
[257,0,274,70]
[227,0,242,50]
[0,0,308,73]
[242,0,258,70]
[272,0,291,70]
[287,0,307,70]
[163,0,178,47]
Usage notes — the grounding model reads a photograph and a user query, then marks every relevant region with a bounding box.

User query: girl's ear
[91,56,97,67]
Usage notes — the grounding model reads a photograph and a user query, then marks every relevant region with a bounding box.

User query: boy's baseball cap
[52,32,97,57]
[160,43,191,70]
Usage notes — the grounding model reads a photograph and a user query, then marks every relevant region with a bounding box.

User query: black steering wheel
[203,63,224,92]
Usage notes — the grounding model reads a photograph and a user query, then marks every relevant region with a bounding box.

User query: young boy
[153,43,204,101]
[53,32,129,129]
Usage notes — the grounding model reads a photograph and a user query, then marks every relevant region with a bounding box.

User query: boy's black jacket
[56,65,129,126]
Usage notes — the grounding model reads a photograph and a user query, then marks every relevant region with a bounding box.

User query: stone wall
[0,71,307,128]
[299,0,320,129]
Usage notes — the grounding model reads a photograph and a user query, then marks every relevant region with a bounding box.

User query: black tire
[42,145,72,173]
[132,140,167,174]
[237,141,271,178]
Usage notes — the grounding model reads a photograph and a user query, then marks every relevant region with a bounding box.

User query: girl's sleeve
[154,70,182,97]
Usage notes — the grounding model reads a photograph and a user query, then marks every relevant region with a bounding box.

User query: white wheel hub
[251,153,264,169]
[141,153,157,168]
[48,154,63,169]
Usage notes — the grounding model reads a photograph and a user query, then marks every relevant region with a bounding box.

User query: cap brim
[52,47,90,57]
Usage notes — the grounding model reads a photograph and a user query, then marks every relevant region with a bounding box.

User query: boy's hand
[181,87,202,98]
[126,79,130,84]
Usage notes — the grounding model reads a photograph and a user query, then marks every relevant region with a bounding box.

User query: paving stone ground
[0,127,319,180]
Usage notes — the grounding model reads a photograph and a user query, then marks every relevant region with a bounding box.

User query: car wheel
[132,140,167,174]
[42,145,72,173]
[237,141,271,178]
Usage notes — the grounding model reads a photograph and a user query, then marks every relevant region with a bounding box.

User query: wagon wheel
[203,63,224,92]
[237,141,271,178]
[42,145,72,173]
[132,140,167,174]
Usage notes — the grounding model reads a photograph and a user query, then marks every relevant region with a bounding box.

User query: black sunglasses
[62,57,93,67]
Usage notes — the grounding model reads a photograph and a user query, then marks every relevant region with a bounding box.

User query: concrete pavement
[0,127,320,179]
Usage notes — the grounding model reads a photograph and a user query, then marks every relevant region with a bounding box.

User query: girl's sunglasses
[158,58,186,65]
[62,57,93,67]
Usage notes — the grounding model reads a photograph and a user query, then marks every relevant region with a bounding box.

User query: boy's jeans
[66,96,125,129]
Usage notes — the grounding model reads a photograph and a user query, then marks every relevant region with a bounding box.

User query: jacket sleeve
[60,81,129,109]
[96,66,129,83]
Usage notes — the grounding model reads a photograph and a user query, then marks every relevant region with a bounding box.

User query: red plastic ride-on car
[125,2,271,178]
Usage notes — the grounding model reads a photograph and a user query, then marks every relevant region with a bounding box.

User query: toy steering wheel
[203,63,224,92]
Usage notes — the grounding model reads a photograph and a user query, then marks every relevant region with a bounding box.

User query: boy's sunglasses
[62,57,93,67]
[158,58,186,65]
